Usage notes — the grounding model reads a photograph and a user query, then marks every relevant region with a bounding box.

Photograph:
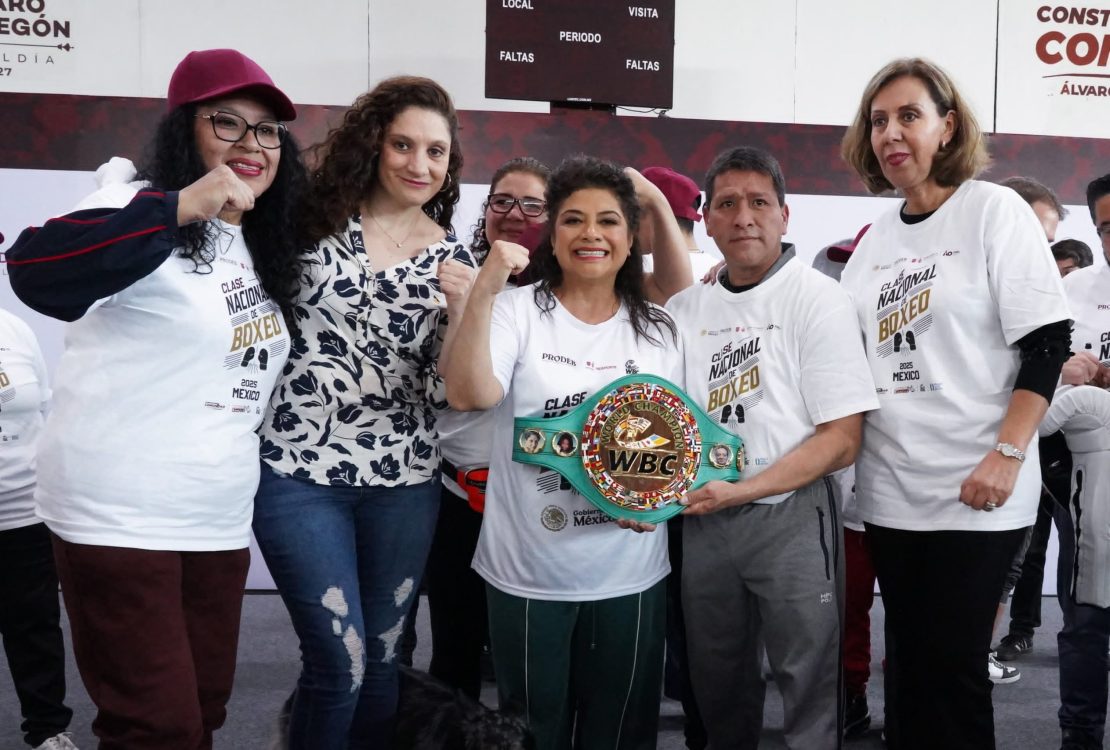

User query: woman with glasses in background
[426,157,550,699]
[6,49,306,749]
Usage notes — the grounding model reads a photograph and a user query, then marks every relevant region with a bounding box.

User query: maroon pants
[52,536,250,750]
[843,527,877,695]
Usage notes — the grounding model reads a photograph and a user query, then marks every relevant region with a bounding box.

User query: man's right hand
[177,166,256,225]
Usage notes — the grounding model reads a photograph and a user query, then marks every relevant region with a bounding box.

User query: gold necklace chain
[368,212,416,250]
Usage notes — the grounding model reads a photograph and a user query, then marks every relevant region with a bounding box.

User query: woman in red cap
[6,49,307,749]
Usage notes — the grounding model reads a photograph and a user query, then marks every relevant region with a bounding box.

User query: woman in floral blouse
[252,76,475,750]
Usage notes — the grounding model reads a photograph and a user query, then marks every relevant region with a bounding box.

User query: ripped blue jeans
[253,462,440,750]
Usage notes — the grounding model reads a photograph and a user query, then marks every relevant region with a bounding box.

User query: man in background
[641,166,719,280]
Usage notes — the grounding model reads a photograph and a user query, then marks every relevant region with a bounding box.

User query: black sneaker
[1061,727,1103,749]
[994,634,1033,661]
[844,691,871,739]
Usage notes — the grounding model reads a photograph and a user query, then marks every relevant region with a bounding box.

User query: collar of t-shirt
[719,244,796,293]
[899,203,938,225]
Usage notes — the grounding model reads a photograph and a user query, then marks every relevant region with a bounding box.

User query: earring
[439,173,453,194]
[940,140,948,150]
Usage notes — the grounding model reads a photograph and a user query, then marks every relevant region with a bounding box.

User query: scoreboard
[485,0,676,109]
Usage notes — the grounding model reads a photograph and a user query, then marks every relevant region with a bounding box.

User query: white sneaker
[988,652,1021,684]
[33,734,79,750]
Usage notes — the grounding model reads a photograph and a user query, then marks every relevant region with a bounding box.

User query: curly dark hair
[137,104,309,324]
[468,156,551,265]
[303,76,463,242]
[530,155,677,347]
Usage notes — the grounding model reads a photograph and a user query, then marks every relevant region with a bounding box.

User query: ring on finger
[984,501,998,512]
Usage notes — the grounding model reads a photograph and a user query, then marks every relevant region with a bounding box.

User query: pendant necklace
[369,212,416,250]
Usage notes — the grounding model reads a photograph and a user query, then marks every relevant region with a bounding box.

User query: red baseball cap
[826,224,872,263]
[642,166,702,222]
[167,49,296,121]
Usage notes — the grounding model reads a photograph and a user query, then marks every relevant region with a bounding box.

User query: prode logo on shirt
[542,353,577,367]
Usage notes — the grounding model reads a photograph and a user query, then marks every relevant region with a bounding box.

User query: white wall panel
[0,0,142,97]
[368,0,548,113]
[0,168,95,370]
[794,0,998,128]
[664,0,796,123]
[137,1,371,107]
[996,0,1110,139]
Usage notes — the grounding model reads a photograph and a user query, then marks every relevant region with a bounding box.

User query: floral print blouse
[260,216,475,487]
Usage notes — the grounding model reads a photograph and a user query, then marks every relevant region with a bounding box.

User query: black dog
[394,666,533,750]
[271,667,533,750]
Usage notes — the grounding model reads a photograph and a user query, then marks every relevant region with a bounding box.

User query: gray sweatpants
[682,477,844,750]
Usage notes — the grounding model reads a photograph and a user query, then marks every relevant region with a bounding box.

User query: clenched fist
[177,165,257,225]
[474,240,531,297]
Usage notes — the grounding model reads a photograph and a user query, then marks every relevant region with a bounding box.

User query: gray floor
[0,594,1071,749]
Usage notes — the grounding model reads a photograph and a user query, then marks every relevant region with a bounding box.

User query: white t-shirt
[36,178,289,550]
[666,255,879,504]
[0,310,50,532]
[438,408,496,499]
[472,284,682,601]
[840,180,1071,531]
[1063,261,1110,361]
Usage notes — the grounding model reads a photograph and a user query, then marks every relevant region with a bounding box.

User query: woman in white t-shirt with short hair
[839,58,1071,750]
[444,156,686,750]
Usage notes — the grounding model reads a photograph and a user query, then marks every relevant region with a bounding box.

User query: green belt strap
[513,374,745,523]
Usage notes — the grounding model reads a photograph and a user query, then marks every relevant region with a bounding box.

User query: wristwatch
[995,442,1026,463]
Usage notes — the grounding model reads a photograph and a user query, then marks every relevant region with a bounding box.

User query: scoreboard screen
[486,0,675,109]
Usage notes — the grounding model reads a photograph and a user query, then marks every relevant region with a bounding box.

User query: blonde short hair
[841,58,990,194]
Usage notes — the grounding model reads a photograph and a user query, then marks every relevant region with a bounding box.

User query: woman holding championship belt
[839,58,1071,749]
[445,156,689,750]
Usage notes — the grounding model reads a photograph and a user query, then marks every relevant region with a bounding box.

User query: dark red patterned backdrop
[1,93,1107,203]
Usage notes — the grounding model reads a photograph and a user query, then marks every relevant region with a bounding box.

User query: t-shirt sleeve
[983,190,1072,345]
[799,284,880,425]
[6,188,180,322]
[489,290,524,400]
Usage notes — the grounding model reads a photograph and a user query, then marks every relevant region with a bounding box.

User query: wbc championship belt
[512,374,745,523]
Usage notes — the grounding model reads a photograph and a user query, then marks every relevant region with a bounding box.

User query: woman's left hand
[959,450,1022,511]
[616,518,657,533]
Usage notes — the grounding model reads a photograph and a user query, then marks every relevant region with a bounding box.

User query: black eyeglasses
[197,111,287,149]
[488,193,547,217]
